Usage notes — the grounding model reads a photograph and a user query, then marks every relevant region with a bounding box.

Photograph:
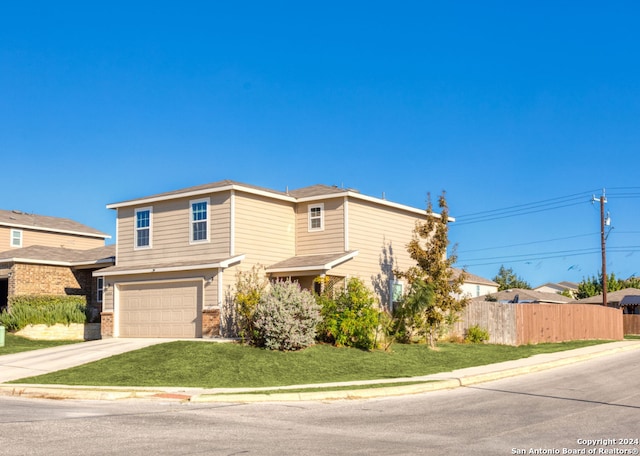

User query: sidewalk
[1,340,639,402]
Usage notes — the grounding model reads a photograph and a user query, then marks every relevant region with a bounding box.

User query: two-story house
[0,209,113,315]
[95,180,446,339]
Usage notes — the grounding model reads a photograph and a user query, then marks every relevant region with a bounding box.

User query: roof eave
[94,254,246,277]
[107,184,295,209]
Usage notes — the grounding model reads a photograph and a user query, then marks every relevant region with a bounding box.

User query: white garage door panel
[119,282,200,338]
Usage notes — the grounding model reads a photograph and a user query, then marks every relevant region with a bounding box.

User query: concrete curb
[2,341,639,403]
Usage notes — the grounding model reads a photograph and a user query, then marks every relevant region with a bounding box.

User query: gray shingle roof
[0,209,110,239]
[574,287,640,305]
[288,184,358,198]
[110,180,291,206]
[266,251,358,273]
[452,269,498,286]
[0,244,115,266]
[471,288,574,304]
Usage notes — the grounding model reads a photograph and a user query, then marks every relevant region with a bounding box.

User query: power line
[456,246,640,268]
[453,200,589,226]
[450,188,640,227]
[456,190,596,219]
[456,248,640,268]
[455,232,598,254]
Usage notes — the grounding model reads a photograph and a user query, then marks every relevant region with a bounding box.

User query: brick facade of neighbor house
[202,309,221,337]
[2,262,104,319]
[12,263,91,296]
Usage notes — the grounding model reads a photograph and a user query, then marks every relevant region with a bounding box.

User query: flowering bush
[254,280,321,351]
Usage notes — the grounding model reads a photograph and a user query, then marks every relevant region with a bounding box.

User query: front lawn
[0,333,80,355]
[12,339,609,388]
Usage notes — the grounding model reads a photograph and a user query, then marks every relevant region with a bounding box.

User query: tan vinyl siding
[296,198,344,255]
[229,192,296,286]
[331,198,424,289]
[0,226,104,250]
[116,193,231,267]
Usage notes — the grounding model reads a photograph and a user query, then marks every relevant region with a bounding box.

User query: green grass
[0,333,80,355]
[12,339,610,388]
[625,334,640,340]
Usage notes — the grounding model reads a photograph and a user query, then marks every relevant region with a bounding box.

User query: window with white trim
[134,207,152,249]
[97,277,104,303]
[308,203,324,231]
[388,279,404,311]
[190,198,209,243]
[10,229,22,248]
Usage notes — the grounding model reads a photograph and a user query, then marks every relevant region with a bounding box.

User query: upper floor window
[308,203,324,231]
[190,198,209,243]
[135,207,152,249]
[10,229,22,248]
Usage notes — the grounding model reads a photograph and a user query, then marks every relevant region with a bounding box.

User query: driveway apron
[0,338,169,383]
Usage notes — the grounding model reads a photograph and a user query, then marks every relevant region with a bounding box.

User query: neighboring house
[574,287,640,314]
[0,209,113,315]
[534,281,578,296]
[95,180,446,338]
[471,288,574,304]
[454,269,498,298]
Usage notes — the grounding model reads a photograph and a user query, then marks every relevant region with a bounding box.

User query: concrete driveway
[0,338,170,383]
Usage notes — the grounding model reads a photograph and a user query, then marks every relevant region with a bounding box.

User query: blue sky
[2,1,639,287]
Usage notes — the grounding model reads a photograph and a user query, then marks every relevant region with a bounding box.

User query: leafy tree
[394,191,468,349]
[392,278,435,344]
[492,265,531,291]
[575,272,627,299]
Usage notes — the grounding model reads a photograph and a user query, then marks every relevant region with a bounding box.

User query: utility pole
[594,189,608,307]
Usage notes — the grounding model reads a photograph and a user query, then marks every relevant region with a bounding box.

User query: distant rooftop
[0,209,110,239]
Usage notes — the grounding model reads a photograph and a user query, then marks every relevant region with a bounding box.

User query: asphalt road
[1,349,639,456]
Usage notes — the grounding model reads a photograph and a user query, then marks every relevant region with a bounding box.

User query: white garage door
[118,281,201,338]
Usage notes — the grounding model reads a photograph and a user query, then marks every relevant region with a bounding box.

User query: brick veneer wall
[12,263,90,296]
[101,312,113,338]
[203,309,221,337]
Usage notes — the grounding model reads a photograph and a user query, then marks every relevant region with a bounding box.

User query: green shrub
[253,280,322,351]
[317,277,380,350]
[0,295,87,331]
[465,324,490,344]
[233,265,269,344]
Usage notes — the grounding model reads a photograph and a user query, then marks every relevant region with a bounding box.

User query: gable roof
[534,281,579,292]
[266,251,359,275]
[106,180,444,219]
[452,269,498,287]
[0,244,115,267]
[0,209,110,239]
[471,288,574,304]
[574,287,640,305]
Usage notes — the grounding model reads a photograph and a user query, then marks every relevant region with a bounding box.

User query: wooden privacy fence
[452,301,624,345]
[624,314,640,335]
